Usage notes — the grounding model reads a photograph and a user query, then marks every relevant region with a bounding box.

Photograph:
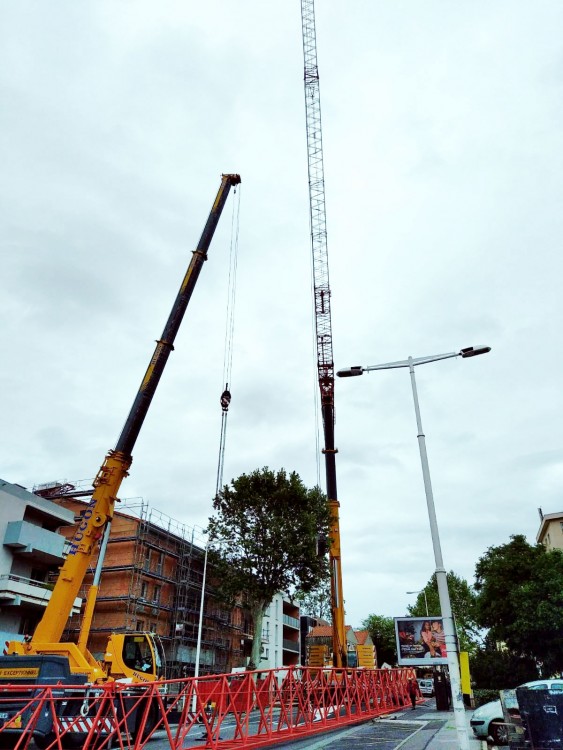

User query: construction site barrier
[0,665,419,749]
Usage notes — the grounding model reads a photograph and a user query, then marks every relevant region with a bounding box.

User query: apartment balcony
[282,639,300,653]
[282,614,300,630]
[0,574,82,614]
[4,521,66,565]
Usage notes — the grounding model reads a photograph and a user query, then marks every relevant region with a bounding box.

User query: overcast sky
[2,1,563,628]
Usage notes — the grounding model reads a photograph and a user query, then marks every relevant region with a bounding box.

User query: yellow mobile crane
[0,174,240,746]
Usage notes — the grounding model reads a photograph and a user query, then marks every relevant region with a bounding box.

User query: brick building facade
[50,496,251,677]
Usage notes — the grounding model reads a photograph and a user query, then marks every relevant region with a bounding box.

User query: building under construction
[35,486,251,678]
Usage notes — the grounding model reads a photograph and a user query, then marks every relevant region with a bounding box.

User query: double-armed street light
[337,345,491,750]
[337,346,491,379]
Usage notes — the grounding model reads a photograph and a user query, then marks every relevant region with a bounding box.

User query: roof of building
[306,624,370,646]
[307,624,333,639]
[355,629,371,645]
[0,478,75,526]
[537,510,563,543]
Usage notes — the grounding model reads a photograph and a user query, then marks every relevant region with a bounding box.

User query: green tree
[474,534,563,676]
[207,467,332,670]
[294,575,332,621]
[470,642,538,690]
[406,571,481,654]
[362,614,397,666]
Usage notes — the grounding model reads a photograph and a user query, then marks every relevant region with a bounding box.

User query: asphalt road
[139,700,449,750]
[31,699,484,750]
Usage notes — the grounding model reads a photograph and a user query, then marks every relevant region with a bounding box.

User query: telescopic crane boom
[6,173,241,682]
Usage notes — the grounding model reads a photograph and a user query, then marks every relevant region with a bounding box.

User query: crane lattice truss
[301,0,346,668]
[301,0,334,402]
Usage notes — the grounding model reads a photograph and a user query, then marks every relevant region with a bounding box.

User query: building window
[144,548,151,571]
[560,522,563,533]
[140,581,148,600]
[136,620,145,631]
[18,618,33,636]
[30,568,47,583]
[150,622,157,633]
[546,533,551,546]
[157,552,164,575]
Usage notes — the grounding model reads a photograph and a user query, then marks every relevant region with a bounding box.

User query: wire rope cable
[215,185,241,497]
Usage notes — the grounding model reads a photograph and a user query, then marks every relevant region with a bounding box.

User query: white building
[0,479,80,643]
[255,593,300,671]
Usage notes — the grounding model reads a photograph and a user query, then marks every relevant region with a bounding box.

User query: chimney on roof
[538,507,544,520]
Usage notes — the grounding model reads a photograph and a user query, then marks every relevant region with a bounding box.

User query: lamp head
[459,345,491,358]
[336,366,364,377]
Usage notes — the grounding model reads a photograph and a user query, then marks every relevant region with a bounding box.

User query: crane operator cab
[104,633,164,682]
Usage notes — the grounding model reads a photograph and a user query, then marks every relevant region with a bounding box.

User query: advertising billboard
[394,617,448,666]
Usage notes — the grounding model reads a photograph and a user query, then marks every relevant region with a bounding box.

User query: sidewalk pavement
[270,700,487,750]
[384,703,484,750]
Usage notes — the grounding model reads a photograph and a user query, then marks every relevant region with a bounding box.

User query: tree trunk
[247,600,266,671]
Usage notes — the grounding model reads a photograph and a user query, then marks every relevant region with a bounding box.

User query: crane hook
[220,386,231,412]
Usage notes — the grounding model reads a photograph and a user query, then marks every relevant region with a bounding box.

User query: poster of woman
[394,617,448,666]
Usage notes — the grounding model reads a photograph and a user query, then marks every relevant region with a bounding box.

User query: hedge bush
[473,689,500,708]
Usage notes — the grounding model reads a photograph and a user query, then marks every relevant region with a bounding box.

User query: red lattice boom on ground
[0,666,419,749]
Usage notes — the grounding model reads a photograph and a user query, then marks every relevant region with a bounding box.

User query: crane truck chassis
[0,173,241,749]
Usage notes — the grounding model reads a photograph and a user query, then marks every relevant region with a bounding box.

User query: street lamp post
[190,540,210,714]
[338,345,490,750]
[406,589,429,617]
[193,536,227,713]
[194,542,210,683]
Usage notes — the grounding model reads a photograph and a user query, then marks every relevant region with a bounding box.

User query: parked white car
[417,678,434,697]
[470,679,563,745]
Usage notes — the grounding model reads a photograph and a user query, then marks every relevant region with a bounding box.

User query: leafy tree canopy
[407,571,481,654]
[207,467,332,669]
[474,534,563,676]
[470,642,539,690]
[294,575,332,621]
[362,614,397,667]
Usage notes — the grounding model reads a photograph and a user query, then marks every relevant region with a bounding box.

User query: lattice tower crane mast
[300,0,347,669]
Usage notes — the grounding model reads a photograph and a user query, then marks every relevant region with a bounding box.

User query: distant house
[537,509,563,551]
[355,629,372,647]
[305,623,376,667]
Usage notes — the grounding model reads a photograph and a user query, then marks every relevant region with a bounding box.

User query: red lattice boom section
[0,666,419,749]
